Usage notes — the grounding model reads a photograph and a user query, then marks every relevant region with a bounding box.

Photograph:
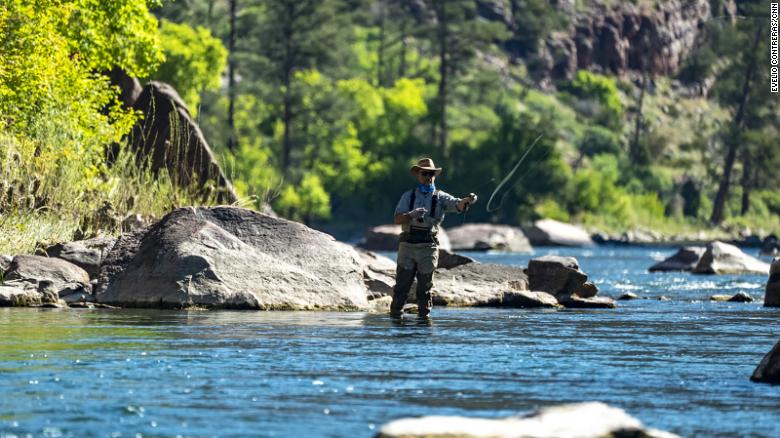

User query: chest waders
[391,189,438,319]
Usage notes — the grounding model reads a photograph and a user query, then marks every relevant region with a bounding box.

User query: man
[391,157,478,319]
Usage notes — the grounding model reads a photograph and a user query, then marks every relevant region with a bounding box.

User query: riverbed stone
[359,224,451,251]
[649,246,705,272]
[356,249,396,299]
[618,292,639,300]
[524,219,594,246]
[710,293,755,302]
[45,236,117,278]
[502,290,560,308]
[428,263,529,307]
[0,285,42,307]
[693,241,770,275]
[96,206,369,310]
[376,401,678,438]
[4,255,91,297]
[765,257,780,307]
[0,255,11,275]
[751,339,780,384]
[437,249,475,269]
[446,223,531,252]
[526,255,588,299]
[560,296,617,309]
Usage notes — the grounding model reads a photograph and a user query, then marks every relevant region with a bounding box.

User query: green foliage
[565,70,624,131]
[152,20,227,114]
[275,173,331,222]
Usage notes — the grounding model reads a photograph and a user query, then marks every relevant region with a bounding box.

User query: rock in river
[765,257,780,307]
[649,246,705,272]
[524,219,594,247]
[446,223,531,252]
[376,401,678,438]
[693,241,770,275]
[3,255,91,297]
[96,206,369,310]
[751,339,780,384]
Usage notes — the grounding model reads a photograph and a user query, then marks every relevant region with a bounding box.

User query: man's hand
[408,207,427,219]
[459,193,478,211]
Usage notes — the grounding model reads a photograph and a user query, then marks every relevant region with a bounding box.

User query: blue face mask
[418,182,436,194]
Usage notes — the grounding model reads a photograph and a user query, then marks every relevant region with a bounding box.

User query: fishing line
[485,134,543,214]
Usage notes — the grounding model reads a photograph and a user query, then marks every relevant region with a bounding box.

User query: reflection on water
[1,246,779,437]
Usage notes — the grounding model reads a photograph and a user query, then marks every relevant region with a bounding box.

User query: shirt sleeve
[437,190,463,213]
[394,191,412,215]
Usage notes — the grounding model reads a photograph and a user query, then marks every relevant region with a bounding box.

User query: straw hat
[410,158,442,176]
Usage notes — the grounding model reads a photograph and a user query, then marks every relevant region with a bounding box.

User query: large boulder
[446,223,531,252]
[355,249,397,300]
[524,219,594,246]
[45,237,117,278]
[3,255,91,297]
[526,255,591,300]
[0,254,11,275]
[376,402,677,438]
[96,206,369,310]
[359,224,451,251]
[430,263,530,307]
[751,339,780,384]
[693,241,770,275]
[130,81,238,203]
[765,257,780,307]
[649,246,705,272]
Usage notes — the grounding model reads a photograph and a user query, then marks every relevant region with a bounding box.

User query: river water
[1,246,778,437]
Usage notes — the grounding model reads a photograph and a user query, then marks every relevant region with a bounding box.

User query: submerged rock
[618,292,639,300]
[751,339,780,384]
[376,401,678,438]
[560,296,616,309]
[3,255,91,297]
[524,219,593,247]
[765,258,780,307]
[649,246,705,272]
[45,237,117,278]
[710,292,753,303]
[96,206,369,310]
[446,223,531,252]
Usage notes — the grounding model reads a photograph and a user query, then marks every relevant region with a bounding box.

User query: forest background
[0,0,778,252]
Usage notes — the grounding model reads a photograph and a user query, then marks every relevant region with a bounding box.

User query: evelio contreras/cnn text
[771,3,779,92]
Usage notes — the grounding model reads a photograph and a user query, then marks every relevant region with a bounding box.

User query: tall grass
[0,128,222,255]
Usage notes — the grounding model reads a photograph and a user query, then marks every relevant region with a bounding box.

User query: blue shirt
[394,188,463,233]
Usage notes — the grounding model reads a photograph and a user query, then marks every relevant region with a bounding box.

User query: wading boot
[391,267,416,318]
[416,271,434,319]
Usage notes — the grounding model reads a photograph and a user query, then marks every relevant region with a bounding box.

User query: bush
[565,71,624,131]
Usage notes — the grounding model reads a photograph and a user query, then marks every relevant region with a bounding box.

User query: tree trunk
[281,3,295,174]
[740,154,752,215]
[399,17,407,78]
[436,1,449,159]
[227,0,237,150]
[710,27,762,224]
[630,71,647,163]
[377,0,386,86]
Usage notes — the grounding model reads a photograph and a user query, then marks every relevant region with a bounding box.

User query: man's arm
[456,193,478,212]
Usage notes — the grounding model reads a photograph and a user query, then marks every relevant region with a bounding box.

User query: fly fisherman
[391,158,478,319]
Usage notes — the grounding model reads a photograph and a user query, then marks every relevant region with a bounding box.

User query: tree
[426,0,503,159]
[251,0,351,175]
[709,1,774,224]
[152,20,227,114]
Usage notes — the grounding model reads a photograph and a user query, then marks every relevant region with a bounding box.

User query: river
[1,246,778,437]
